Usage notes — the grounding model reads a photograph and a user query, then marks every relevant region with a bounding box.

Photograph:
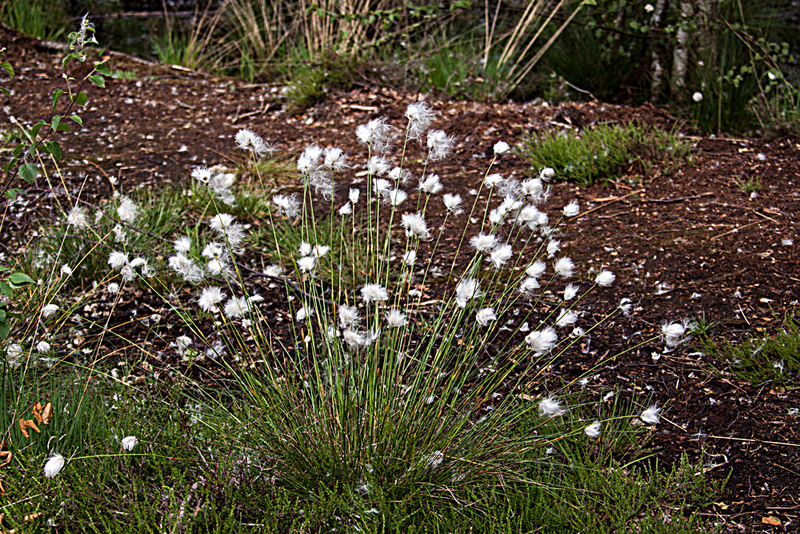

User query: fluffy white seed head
[368,156,391,177]
[547,239,561,257]
[584,421,601,438]
[361,283,388,303]
[121,436,139,451]
[490,243,513,269]
[384,188,408,206]
[297,256,316,273]
[564,284,579,301]
[406,102,434,141]
[525,327,557,354]
[595,270,615,287]
[41,304,59,320]
[339,305,360,328]
[224,296,249,318]
[356,118,392,153]
[443,193,462,214]
[538,396,563,416]
[67,206,89,228]
[476,308,497,326]
[455,278,481,308]
[641,405,661,424]
[662,320,689,348]
[426,130,454,162]
[174,236,192,253]
[295,306,314,322]
[108,252,129,270]
[563,200,580,217]
[385,308,407,328]
[555,309,578,328]
[525,261,546,279]
[117,196,139,223]
[401,213,430,240]
[349,188,360,204]
[554,257,574,279]
[484,173,503,188]
[169,254,204,284]
[323,147,346,170]
[470,233,498,253]
[44,454,65,478]
[343,329,368,348]
[235,128,270,157]
[418,174,443,195]
[298,242,312,256]
[493,141,510,155]
[198,287,225,313]
[519,276,541,294]
[272,194,300,219]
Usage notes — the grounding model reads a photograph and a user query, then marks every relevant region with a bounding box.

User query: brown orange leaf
[32,402,43,425]
[18,418,41,438]
[25,419,41,434]
[18,418,29,439]
[762,516,781,526]
[41,402,53,425]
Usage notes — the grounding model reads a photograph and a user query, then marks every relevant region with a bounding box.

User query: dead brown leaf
[762,516,782,526]
[32,402,43,425]
[18,418,41,439]
[41,402,53,425]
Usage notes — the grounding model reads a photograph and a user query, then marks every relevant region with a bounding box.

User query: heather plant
[520,122,692,187]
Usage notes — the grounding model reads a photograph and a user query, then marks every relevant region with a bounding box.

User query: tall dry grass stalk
[297,0,398,57]
[485,0,588,98]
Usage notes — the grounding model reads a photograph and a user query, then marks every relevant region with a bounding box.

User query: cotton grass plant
[145,102,687,513]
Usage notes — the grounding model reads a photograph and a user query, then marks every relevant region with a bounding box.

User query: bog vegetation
[0,3,796,532]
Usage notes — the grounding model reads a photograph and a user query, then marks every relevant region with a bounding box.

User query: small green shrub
[520,122,693,187]
[284,53,361,111]
[706,314,800,387]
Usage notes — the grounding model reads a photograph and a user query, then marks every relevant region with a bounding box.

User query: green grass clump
[706,314,800,387]
[520,123,693,187]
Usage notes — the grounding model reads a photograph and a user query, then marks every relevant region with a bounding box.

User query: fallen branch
[711,220,762,240]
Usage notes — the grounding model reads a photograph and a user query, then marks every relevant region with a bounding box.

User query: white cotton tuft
[641,405,661,424]
[476,308,497,326]
[361,283,388,303]
[538,396,563,416]
[121,436,139,451]
[44,454,65,478]
[493,141,510,155]
[455,278,481,308]
[595,270,615,287]
[554,257,574,279]
[584,422,601,438]
[563,200,580,217]
[525,327,557,354]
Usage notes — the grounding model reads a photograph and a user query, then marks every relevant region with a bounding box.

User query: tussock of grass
[520,122,692,187]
